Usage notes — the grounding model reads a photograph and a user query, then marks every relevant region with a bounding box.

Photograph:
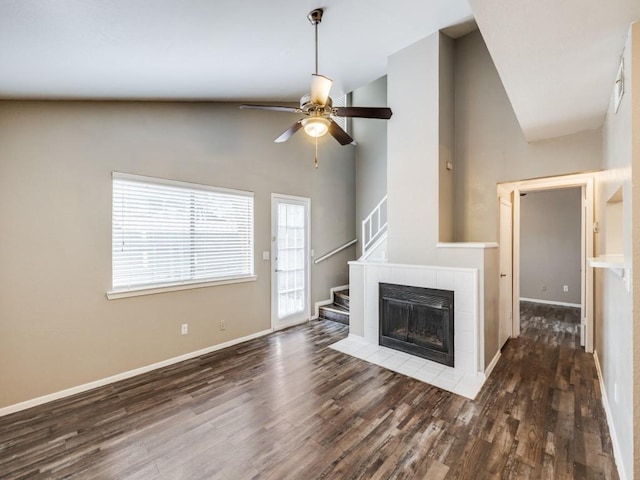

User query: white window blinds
[112,173,254,292]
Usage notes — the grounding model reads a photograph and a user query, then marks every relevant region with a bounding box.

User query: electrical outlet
[541,284,547,292]
[563,285,569,292]
[181,323,188,335]
[219,320,226,331]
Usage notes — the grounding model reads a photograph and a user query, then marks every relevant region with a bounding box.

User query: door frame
[270,193,311,331]
[498,173,595,352]
[498,196,513,348]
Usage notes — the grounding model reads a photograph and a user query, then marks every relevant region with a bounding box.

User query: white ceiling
[470,0,640,141]
[0,1,638,141]
[0,0,471,102]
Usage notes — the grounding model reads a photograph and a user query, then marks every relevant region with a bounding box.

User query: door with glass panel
[271,194,310,329]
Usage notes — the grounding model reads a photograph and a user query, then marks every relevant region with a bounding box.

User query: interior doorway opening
[498,173,595,353]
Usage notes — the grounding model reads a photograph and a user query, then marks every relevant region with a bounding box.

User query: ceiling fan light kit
[302,117,330,138]
[240,7,393,167]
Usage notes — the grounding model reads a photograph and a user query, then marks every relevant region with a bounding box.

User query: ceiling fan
[240,8,393,154]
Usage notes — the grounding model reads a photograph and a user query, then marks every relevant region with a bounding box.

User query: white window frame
[107,172,256,300]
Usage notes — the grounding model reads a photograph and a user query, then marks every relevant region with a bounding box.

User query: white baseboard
[312,299,333,320]
[484,350,501,378]
[347,333,370,344]
[313,284,349,319]
[519,297,581,308]
[593,350,627,480]
[272,318,310,331]
[0,328,273,418]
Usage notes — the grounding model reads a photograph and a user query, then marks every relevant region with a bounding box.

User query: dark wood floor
[0,302,618,479]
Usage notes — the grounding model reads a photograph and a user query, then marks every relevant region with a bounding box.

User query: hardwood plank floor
[0,302,618,479]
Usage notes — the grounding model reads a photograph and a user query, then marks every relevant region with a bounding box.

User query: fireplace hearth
[379,283,454,366]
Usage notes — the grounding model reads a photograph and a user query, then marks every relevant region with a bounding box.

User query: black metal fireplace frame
[379,283,454,367]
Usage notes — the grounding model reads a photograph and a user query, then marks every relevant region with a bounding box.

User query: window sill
[106,275,257,300]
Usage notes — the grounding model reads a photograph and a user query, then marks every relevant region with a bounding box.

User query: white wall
[633,21,640,479]
[520,188,582,305]
[596,22,639,480]
[387,33,440,264]
[0,101,355,409]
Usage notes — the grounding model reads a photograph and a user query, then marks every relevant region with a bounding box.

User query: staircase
[319,289,350,325]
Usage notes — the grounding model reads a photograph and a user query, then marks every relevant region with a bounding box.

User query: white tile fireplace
[331,261,487,399]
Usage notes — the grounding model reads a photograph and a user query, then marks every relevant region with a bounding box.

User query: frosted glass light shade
[302,117,330,138]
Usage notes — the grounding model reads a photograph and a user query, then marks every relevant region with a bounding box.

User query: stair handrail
[362,195,388,255]
[314,239,357,264]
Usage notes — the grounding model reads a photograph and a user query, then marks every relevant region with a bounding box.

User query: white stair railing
[362,195,388,255]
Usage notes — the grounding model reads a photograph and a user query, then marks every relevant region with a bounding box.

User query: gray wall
[353,76,388,258]
[595,22,638,479]
[0,101,355,408]
[453,30,602,242]
[439,33,456,242]
[520,188,582,304]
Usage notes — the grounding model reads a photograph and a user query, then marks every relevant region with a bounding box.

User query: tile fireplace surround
[333,261,486,399]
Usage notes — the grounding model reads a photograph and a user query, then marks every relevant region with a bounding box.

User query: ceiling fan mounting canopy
[307,8,323,26]
[239,6,393,147]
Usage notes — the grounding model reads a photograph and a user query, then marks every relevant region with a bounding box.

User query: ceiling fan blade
[274,120,303,143]
[311,74,333,106]
[328,119,354,146]
[334,106,393,119]
[240,104,300,113]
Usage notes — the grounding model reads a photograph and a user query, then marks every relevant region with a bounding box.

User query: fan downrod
[307,8,323,25]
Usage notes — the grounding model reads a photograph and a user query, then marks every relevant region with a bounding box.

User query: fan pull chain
[314,136,319,169]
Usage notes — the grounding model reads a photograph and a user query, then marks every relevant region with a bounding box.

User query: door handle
[500,273,507,278]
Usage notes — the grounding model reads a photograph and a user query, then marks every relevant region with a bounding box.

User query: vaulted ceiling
[470,0,640,141]
[0,0,638,142]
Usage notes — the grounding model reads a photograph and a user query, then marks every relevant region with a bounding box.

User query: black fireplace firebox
[379,283,454,366]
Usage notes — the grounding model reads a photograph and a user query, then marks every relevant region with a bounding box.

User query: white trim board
[593,350,627,480]
[500,173,595,353]
[312,299,333,320]
[0,328,273,418]
[272,318,310,332]
[519,297,581,308]
[484,350,501,379]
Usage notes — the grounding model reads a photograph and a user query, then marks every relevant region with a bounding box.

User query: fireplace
[379,283,454,366]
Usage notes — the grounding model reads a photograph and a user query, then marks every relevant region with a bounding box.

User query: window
[109,173,254,298]
[331,93,350,133]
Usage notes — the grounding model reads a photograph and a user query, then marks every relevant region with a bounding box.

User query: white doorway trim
[498,172,595,353]
[498,196,513,349]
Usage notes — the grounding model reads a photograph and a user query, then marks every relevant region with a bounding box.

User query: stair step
[319,303,349,325]
[333,289,350,309]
